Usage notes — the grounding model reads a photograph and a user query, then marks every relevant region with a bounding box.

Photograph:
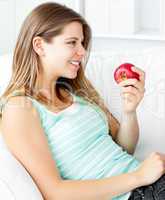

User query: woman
[0,2,165,200]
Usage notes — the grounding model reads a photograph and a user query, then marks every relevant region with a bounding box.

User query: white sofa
[0,47,165,199]
[0,135,43,200]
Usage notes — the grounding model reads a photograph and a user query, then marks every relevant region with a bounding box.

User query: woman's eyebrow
[65,37,84,41]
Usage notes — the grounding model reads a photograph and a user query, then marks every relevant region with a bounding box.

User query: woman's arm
[107,110,139,155]
[1,96,148,200]
[113,67,145,154]
[116,111,139,154]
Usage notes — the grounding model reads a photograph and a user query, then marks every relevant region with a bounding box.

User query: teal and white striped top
[29,93,140,200]
[1,92,140,200]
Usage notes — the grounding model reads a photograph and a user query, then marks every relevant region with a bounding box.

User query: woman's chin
[61,70,78,79]
[67,72,78,79]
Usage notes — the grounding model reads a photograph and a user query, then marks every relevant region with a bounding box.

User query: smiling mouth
[69,60,81,70]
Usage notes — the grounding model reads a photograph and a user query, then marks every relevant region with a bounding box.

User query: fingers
[157,153,165,172]
[120,86,144,103]
[133,80,145,93]
[119,79,145,94]
[132,66,145,82]
[121,85,138,96]
[118,66,145,94]
[118,66,145,109]
[150,152,165,163]
[119,78,137,87]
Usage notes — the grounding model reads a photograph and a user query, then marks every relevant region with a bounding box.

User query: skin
[114,66,146,154]
[33,22,85,103]
[1,21,165,200]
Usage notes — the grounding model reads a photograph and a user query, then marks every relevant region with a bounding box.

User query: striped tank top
[1,92,140,200]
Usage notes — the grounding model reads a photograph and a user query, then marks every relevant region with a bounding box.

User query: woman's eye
[67,41,76,46]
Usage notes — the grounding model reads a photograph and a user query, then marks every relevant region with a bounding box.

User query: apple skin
[114,63,140,84]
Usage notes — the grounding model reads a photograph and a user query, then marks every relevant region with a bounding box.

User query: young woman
[0,2,165,200]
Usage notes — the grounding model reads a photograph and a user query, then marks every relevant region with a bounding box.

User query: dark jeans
[128,175,165,200]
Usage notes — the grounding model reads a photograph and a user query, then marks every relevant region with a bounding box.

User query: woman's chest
[45,104,109,151]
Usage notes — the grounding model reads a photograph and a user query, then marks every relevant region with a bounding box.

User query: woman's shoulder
[0,90,39,117]
[1,95,37,118]
[0,94,43,134]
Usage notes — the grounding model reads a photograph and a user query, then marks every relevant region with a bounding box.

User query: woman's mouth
[69,60,80,70]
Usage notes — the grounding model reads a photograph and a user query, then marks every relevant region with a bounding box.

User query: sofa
[0,47,165,199]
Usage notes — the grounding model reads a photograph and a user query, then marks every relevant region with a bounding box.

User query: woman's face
[39,21,86,81]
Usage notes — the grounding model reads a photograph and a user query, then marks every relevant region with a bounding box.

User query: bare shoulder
[1,95,41,134]
[3,95,34,111]
[2,95,38,119]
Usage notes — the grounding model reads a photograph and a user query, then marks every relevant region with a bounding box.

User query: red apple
[114,63,140,84]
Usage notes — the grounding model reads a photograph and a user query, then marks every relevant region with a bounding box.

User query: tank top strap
[0,89,25,115]
[72,94,88,105]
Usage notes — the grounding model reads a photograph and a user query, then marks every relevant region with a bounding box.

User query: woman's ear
[32,36,45,56]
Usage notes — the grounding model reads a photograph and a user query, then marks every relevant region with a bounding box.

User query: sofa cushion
[0,135,43,200]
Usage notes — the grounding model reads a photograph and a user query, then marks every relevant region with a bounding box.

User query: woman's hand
[119,66,145,114]
[134,152,165,186]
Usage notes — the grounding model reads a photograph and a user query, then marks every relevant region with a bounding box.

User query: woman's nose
[77,45,86,56]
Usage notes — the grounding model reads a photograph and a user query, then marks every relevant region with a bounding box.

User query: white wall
[0,0,15,54]
[0,0,82,54]
[0,0,165,54]
[139,0,160,30]
[91,37,165,53]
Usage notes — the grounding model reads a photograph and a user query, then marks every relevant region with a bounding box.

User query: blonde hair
[0,2,118,133]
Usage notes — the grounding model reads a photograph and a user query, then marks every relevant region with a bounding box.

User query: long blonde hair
[0,2,118,133]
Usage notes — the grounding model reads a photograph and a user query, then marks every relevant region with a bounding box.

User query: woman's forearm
[48,172,141,200]
[116,111,139,154]
[50,171,140,200]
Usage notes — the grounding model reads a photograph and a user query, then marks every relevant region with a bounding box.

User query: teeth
[70,61,80,66]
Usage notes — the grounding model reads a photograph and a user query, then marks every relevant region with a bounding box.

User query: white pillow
[0,135,43,200]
